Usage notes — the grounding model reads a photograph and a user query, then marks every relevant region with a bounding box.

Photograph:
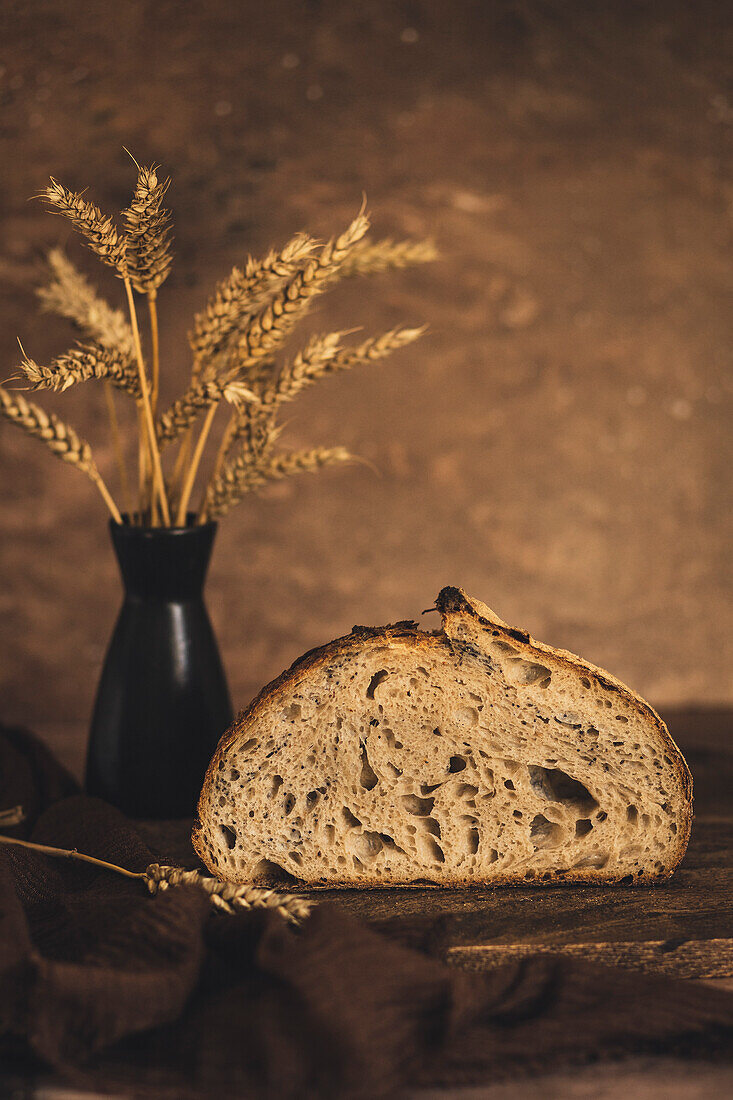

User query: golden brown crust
[192,587,694,883]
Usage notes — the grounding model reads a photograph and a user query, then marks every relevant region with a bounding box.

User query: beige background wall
[1,1,731,773]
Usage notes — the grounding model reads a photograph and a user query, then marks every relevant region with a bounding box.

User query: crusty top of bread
[193,587,693,887]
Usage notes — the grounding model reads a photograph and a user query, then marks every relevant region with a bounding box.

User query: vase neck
[110,520,217,601]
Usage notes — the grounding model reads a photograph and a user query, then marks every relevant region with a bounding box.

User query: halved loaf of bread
[193,587,692,886]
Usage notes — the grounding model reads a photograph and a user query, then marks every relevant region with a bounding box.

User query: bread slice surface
[193,587,692,887]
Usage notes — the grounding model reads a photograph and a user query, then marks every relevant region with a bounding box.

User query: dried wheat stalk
[190,232,317,365]
[44,179,127,276]
[19,343,141,397]
[122,164,173,296]
[19,158,433,526]
[338,236,438,278]
[0,835,313,925]
[206,445,352,520]
[0,386,121,521]
[38,249,135,358]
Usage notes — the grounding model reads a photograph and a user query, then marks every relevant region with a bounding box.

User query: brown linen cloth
[1,724,733,1099]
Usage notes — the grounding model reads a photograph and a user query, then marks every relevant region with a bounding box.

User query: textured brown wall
[1,1,731,773]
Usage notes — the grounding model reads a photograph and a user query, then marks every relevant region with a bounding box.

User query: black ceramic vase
[86,517,233,819]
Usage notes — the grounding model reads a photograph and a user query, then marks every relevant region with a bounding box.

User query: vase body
[86,518,233,818]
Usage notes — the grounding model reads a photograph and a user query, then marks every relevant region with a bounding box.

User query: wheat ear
[0,836,313,925]
[43,180,127,276]
[161,211,367,458]
[232,210,370,372]
[0,387,121,521]
[156,379,258,445]
[19,343,141,397]
[261,326,425,408]
[338,236,438,278]
[38,249,135,358]
[122,163,173,296]
[206,445,352,520]
[190,232,317,366]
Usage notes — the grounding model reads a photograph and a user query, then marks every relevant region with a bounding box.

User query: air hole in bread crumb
[513,809,523,819]
[530,814,563,849]
[504,779,515,790]
[240,738,257,751]
[421,782,442,795]
[456,783,479,799]
[359,745,379,790]
[306,790,320,807]
[580,676,591,688]
[218,795,226,807]
[574,852,608,869]
[620,874,634,885]
[252,859,300,885]
[353,832,384,861]
[402,793,435,816]
[282,703,302,721]
[627,805,638,824]
[425,836,445,863]
[284,794,295,815]
[220,824,237,850]
[575,818,593,837]
[420,817,441,838]
[342,806,361,828]
[229,768,240,781]
[527,765,598,813]
[596,811,607,821]
[468,828,480,854]
[449,755,467,773]
[670,823,677,834]
[615,715,628,723]
[506,660,552,687]
[366,670,389,699]
[270,775,283,798]
[289,851,303,865]
[455,706,479,727]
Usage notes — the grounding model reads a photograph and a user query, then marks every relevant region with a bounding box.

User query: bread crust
[193,588,693,885]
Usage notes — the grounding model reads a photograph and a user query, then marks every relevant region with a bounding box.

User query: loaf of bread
[193,587,692,887]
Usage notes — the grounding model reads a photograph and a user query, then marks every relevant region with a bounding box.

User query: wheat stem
[0,834,145,878]
[148,293,160,414]
[176,403,217,525]
[104,382,133,516]
[124,277,170,525]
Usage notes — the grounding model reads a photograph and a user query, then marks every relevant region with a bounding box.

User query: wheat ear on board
[0,835,314,925]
